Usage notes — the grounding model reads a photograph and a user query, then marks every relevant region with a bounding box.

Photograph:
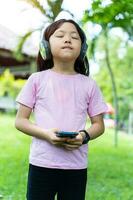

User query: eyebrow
[55,30,79,34]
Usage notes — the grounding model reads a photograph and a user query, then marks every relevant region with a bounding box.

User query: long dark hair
[36,19,89,76]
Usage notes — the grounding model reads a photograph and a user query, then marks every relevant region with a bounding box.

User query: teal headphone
[39,37,51,60]
[39,26,88,62]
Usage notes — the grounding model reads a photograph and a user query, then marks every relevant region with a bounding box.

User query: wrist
[79,130,90,144]
[79,131,86,143]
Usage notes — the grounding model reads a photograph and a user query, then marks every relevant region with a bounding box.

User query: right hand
[45,128,67,146]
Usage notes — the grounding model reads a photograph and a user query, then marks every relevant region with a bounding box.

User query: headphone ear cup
[39,39,51,60]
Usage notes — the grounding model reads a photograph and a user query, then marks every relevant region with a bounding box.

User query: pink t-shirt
[16,69,107,169]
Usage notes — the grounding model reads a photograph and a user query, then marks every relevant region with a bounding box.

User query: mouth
[62,46,73,50]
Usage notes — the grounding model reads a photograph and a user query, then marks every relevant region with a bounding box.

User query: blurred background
[0,0,133,199]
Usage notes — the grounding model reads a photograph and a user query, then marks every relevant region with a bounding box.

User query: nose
[64,34,71,43]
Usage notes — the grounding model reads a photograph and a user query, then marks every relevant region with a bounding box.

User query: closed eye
[71,33,80,40]
[56,36,79,39]
[56,35,63,38]
[72,36,79,40]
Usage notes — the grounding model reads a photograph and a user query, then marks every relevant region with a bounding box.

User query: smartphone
[56,131,79,138]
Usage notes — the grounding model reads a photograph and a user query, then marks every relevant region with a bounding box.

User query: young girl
[15,19,107,200]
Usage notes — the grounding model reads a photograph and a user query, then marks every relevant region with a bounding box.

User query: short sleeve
[87,80,108,117]
[16,74,36,109]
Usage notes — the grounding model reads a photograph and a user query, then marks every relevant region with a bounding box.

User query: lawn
[0,113,133,200]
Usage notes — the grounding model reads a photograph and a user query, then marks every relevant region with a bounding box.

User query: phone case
[56,131,78,138]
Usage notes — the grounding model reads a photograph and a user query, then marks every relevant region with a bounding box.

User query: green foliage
[0,114,133,199]
[0,69,25,98]
[19,0,46,15]
[47,0,63,20]
[83,0,133,39]
[82,0,133,125]
[18,0,64,21]
[94,34,133,123]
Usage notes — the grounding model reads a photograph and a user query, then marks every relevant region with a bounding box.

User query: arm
[63,114,105,150]
[86,114,105,140]
[15,104,67,145]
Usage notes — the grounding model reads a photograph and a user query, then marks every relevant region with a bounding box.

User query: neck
[52,59,77,75]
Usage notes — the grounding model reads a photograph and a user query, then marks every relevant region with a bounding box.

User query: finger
[54,137,68,143]
[64,143,80,149]
[66,136,81,143]
[66,140,82,145]
[65,146,78,151]
[52,128,59,133]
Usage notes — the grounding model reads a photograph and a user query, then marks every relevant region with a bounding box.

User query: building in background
[0,24,37,79]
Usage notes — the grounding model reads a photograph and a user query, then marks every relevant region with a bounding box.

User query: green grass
[86,128,133,200]
[0,113,30,200]
[0,113,133,200]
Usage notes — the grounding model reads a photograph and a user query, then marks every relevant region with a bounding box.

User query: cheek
[50,44,60,57]
[49,40,57,55]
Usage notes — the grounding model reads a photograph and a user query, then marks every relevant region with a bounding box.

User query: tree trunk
[128,111,133,134]
[104,30,119,147]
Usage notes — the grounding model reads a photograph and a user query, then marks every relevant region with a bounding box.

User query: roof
[0,24,38,56]
[0,24,39,78]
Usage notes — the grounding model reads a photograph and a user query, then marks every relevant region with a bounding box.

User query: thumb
[51,128,59,133]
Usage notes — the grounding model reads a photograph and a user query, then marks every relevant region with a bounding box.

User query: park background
[0,0,133,199]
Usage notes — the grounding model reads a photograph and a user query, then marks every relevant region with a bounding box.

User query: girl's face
[49,22,82,62]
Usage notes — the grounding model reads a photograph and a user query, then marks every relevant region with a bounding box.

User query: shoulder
[78,74,97,88]
[29,70,49,79]
[27,70,49,84]
[77,74,102,99]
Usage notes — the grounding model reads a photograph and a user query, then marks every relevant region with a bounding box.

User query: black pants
[26,164,87,200]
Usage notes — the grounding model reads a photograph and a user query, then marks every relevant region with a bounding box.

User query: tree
[82,0,133,146]
[95,35,133,127]
[15,0,64,59]
[21,0,64,20]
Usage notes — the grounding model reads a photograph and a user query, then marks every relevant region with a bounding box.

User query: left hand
[62,133,84,150]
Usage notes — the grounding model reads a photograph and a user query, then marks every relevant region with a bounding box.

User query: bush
[0,69,26,98]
